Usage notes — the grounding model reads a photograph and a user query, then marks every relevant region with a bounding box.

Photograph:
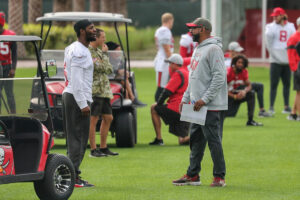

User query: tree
[28,0,42,24]
[73,0,85,11]
[90,0,100,12]
[53,0,72,26]
[8,0,26,57]
[100,0,127,26]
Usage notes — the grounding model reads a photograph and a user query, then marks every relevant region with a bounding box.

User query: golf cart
[36,12,140,147]
[0,36,75,200]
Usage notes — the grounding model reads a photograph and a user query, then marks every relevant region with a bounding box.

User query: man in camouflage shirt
[88,28,118,157]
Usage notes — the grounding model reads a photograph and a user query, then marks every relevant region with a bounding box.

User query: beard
[235,67,243,73]
[86,31,96,42]
[192,33,200,42]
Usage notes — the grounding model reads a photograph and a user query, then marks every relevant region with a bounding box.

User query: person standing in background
[265,7,296,114]
[287,17,300,120]
[154,13,174,101]
[0,12,17,114]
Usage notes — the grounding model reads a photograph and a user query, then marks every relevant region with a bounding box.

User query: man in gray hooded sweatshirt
[173,18,228,187]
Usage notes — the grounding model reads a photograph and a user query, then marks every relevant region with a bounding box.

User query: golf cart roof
[36,12,132,23]
[0,35,42,42]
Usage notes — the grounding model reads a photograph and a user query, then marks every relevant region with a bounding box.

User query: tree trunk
[73,0,85,11]
[8,0,26,58]
[90,0,100,12]
[53,0,72,25]
[28,0,42,24]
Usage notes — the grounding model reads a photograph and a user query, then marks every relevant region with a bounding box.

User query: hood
[198,36,223,49]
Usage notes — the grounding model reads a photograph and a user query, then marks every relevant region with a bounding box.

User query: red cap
[270,7,285,17]
[0,12,5,27]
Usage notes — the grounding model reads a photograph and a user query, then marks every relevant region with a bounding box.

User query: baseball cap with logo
[165,54,183,66]
[270,7,286,17]
[228,41,244,52]
[0,12,5,27]
[186,17,212,31]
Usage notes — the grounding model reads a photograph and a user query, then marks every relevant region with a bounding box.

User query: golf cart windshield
[0,36,50,122]
[41,49,125,79]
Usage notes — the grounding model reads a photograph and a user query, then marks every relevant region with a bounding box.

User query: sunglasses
[188,26,203,30]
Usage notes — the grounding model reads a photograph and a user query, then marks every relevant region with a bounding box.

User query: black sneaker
[172,174,201,186]
[89,149,107,158]
[282,107,292,114]
[132,98,147,107]
[149,138,164,145]
[100,148,119,156]
[287,114,297,121]
[246,120,263,126]
[75,176,94,188]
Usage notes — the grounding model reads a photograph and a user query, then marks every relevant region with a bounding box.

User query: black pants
[226,91,255,122]
[252,82,264,109]
[187,111,226,179]
[270,63,291,108]
[0,64,16,113]
[62,92,90,176]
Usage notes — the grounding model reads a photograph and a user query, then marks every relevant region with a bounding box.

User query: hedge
[21,24,157,55]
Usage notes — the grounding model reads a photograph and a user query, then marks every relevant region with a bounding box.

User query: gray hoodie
[182,37,228,111]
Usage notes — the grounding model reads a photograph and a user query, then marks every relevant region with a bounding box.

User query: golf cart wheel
[115,111,135,147]
[34,154,75,200]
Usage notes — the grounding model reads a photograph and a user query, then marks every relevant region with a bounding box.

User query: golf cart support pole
[39,21,52,51]
[114,22,127,100]
[125,23,131,72]
[33,41,54,153]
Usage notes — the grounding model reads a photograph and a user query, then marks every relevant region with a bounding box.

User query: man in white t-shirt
[154,13,174,101]
[63,19,96,188]
[265,7,296,114]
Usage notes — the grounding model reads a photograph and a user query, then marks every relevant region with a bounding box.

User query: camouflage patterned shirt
[89,46,113,99]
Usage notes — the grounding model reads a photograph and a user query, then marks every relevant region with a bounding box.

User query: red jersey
[287,31,300,72]
[0,29,16,65]
[227,67,249,92]
[165,67,189,113]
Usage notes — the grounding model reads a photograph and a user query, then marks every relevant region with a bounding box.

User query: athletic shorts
[154,104,190,137]
[294,67,300,91]
[91,97,112,116]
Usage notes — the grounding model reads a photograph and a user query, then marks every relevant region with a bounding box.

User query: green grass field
[1,67,300,200]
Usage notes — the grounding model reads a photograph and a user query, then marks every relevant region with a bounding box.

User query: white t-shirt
[265,21,296,64]
[154,26,174,72]
[63,41,94,109]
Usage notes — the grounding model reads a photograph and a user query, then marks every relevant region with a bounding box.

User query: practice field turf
[1,67,300,200]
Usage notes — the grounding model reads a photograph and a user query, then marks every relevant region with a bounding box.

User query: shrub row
[21,24,157,55]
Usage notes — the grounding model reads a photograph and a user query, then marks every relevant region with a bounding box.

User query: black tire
[115,111,135,147]
[34,154,75,200]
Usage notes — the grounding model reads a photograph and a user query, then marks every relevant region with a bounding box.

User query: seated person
[225,41,272,117]
[106,41,146,107]
[226,55,263,126]
[149,54,190,145]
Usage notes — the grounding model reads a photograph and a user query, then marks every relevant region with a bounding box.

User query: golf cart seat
[0,116,43,174]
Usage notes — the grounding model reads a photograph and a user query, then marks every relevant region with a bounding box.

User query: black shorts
[91,97,112,116]
[154,104,190,137]
[294,69,300,91]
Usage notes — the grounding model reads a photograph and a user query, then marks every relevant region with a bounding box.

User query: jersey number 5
[0,42,9,55]
[279,30,287,42]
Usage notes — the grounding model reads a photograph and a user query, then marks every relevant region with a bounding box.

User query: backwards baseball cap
[0,12,5,27]
[186,17,212,31]
[165,54,183,66]
[228,41,244,52]
[270,7,286,17]
[297,17,300,26]
[74,19,93,35]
